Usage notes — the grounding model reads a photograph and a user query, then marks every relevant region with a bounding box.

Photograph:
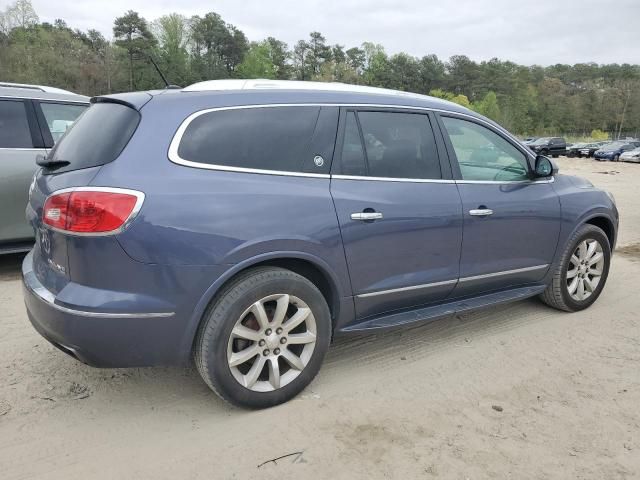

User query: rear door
[0,97,45,245]
[330,108,463,319]
[437,114,561,297]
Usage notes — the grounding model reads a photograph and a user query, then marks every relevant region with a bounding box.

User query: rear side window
[338,110,441,180]
[47,102,139,174]
[0,99,33,148]
[39,102,87,144]
[177,106,321,173]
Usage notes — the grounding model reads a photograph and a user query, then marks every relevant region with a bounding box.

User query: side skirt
[337,284,547,334]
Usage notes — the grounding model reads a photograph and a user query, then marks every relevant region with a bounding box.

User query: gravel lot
[1,157,639,479]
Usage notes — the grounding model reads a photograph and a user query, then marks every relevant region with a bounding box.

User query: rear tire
[539,224,611,312]
[194,267,331,409]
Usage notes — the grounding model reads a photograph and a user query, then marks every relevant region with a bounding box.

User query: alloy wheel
[566,239,605,301]
[226,294,317,392]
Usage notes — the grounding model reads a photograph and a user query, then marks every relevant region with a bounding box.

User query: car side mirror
[535,155,558,177]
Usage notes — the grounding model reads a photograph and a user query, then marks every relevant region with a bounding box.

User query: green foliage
[2,0,639,138]
[590,129,609,140]
[472,91,500,120]
[237,41,277,79]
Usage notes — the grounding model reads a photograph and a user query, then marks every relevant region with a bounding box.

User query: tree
[473,91,501,121]
[265,37,290,79]
[0,0,38,34]
[153,14,189,85]
[293,40,309,80]
[113,10,156,90]
[237,41,277,78]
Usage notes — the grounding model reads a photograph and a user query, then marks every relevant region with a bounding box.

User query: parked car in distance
[521,137,537,145]
[577,141,610,158]
[0,82,88,254]
[23,80,618,408]
[528,137,567,157]
[567,142,604,158]
[594,141,640,161]
[620,147,640,163]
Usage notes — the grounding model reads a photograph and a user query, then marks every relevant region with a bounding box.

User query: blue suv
[23,80,618,408]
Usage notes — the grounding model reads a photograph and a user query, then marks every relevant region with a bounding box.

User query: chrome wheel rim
[566,239,605,301]
[227,294,317,392]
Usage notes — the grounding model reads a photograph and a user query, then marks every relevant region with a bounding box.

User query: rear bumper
[22,250,184,367]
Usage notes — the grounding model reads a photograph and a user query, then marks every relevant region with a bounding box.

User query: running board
[339,285,547,333]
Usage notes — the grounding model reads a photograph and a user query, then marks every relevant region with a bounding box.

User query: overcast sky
[30,0,640,65]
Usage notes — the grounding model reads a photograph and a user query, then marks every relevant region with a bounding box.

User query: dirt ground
[1,157,639,479]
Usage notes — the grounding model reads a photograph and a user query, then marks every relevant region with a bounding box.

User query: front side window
[339,110,441,180]
[441,116,529,182]
[39,102,87,144]
[0,99,33,148]
[177,106,321,173]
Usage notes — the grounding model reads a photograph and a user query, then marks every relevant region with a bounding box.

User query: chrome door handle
[351,212,383,221]
[469,208,493,216]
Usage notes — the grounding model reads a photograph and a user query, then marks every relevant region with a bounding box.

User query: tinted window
[442,116,529,181]
[177,106,321,173]
[39,102,87,143]
[339,111,367,176]
[347,111,441,179]
[0,99,33,148]
[47,102,140,174]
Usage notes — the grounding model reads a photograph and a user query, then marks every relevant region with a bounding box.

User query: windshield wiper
[36,154,70,169]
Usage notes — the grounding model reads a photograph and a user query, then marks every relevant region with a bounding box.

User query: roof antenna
[145,53,182,90]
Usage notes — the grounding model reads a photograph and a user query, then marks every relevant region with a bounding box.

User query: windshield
[600,142,624,151]
[531,137,550,145]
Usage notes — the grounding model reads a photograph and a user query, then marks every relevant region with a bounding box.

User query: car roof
[99,79,481,118]
[0,82,89,103]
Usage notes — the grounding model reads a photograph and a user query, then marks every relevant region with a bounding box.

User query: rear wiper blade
[36,154,70,168]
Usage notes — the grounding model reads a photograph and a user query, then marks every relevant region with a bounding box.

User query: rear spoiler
[91,92,153,111]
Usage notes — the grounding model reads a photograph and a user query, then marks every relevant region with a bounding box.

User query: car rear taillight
[43,188,144,235]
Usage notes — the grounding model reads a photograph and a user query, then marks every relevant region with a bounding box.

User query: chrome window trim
[332,174,454,184]
[357,279,458,298]
[42,186,145,237]
[23,253,174,318]
[167,102,539,180]
[356,264,549,298]
[458,264,549,283]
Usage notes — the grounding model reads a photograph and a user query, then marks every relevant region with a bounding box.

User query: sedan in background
[568,142,605,158]
[594,141,640,161]
[620,147,640,163]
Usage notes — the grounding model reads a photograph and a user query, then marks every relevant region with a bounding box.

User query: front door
[438,114,561,297]
[330,108,463,319]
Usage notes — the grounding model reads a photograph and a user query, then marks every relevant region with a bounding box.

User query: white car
[620,147,640,163]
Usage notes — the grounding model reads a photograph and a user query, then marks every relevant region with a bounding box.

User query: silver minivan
[0,83,88,253]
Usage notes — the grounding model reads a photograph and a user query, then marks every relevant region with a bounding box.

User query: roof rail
[0,82,75,94]
[182,79,426,99]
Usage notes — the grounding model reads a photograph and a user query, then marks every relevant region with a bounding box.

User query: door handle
[469,208,493,216]
[351,212,383,221]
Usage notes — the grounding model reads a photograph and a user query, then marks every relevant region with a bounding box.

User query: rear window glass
[177,106,320,173]
[0,99,33,148]
[47,102,139,173]
[39,102,87,144]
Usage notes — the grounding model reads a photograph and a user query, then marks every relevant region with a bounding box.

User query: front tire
[540,224,611,312]
[194,267,331,409]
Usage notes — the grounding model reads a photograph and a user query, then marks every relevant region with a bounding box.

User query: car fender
[177,249,351,361]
